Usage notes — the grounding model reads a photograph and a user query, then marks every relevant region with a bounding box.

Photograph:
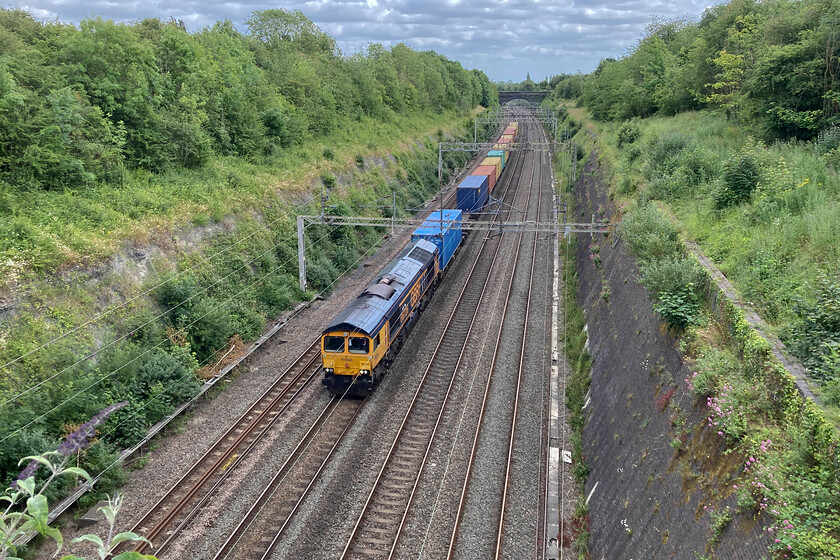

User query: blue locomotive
[321,210,462,396]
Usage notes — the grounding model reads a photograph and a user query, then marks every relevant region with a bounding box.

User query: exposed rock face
[574,151,770,559]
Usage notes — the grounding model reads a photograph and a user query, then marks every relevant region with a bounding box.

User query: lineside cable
[0,224,343,444]
[0,218,339,409]
[84,231,390,498]
[0,195,317,375]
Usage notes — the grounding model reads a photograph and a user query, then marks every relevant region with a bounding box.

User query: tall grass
[0,109,470,279]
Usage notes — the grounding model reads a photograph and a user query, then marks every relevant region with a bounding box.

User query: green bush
[688,347,740,398]
[618,202,681,264]
[676,147,717,188]
[178,298,235,362]
[322,173,337,189]
[154,274,198,321]
[653,283,702,330]
[138,348,200,405]
[639,255,703,300]
[617,119,641,147]
[786,273,840,382]
[645,132,688,178]
[815,125,840,155]
[715,151,761,209]
[77,442,127,509]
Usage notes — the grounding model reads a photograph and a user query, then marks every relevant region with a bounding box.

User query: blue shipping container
[411,209,463,271]
[488,150,506,168]
[456,175,489,213]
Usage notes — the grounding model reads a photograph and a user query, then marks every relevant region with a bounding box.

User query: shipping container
[509,121,518,127]
[481,157,502,180]
[491,145,511,162]
[488,150,506,168]
[456,175,489,213]
[411,209,463,271]
[503,127,517,137]
[473,165,497,192]
[501,134,515,143]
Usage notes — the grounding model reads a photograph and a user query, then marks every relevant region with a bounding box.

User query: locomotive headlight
[324,368,334,373]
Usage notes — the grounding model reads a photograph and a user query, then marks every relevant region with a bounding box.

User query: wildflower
[56,401,128,457]
[12,460,40,490]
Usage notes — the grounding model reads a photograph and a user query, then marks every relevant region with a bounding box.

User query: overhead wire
[0,213,326,409]
[1,138,459,447]
[0,195,318,376]
[0,223,342,445]
[82,229,392,489]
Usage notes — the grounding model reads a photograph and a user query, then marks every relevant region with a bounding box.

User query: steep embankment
[574,149,770,558]
[0,115,491,501]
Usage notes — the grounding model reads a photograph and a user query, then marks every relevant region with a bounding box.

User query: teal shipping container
[488,150,506,168]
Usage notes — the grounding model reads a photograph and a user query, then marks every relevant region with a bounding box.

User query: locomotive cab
[321,330,382,396]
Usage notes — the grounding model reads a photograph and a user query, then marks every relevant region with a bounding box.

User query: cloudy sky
[8,0,713,81]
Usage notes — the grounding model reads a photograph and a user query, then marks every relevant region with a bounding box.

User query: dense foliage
[0,121,488,497]
[564,0,840,141]
[548,1,840,556]
[0,6,498,507]
[0,8,495,188]
[582,97,840,560]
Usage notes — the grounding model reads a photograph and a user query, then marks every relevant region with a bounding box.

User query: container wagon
[411,209,463,272]
[456,175,489,213]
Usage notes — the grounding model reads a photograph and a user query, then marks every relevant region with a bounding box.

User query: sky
[7,0,714,82]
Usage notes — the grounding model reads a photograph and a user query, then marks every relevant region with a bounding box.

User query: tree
[706,49,745,119]
[246,9,335,55]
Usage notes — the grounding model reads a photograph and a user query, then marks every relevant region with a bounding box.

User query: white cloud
[4,0,709,80]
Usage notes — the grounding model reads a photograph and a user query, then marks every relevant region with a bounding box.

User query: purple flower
[57,401,128,457]
[12,460,41,489]
[13,401,128,488]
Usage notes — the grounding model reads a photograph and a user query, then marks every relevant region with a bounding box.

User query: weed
[656,387,677,412]
[322,173,338,189]
[708,506,733,546]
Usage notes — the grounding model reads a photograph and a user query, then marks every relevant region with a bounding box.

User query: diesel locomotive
[321,210,462,396]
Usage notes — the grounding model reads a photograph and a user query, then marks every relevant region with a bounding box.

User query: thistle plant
[0,402,155,560]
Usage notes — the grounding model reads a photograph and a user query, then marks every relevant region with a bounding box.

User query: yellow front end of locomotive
[322,331,388,375]
[322,329,389,395]
[322,340,371,376]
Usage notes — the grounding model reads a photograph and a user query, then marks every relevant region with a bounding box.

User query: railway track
[124,340,323,555]
[120,119,535,558]
[340,122,533,560]
[203,121,524,560]
[445,117,548,559]
[495,119,546,559]
[212,395,363,560]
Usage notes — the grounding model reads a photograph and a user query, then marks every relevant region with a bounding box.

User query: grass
[0,109,470,282]
[0,107,492,499]
[568,103,840,558]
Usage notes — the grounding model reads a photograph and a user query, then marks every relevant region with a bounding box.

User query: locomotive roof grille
[407,246,433,262]
[323,238,439,336]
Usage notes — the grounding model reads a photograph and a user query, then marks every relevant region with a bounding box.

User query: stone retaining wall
[574,150,770,559]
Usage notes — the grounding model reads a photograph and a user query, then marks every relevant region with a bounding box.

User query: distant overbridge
[498,91,551,104]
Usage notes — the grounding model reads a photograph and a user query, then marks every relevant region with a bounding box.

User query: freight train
[321,209,463,396]
[320,121,517,396]
[456,121,518,213]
